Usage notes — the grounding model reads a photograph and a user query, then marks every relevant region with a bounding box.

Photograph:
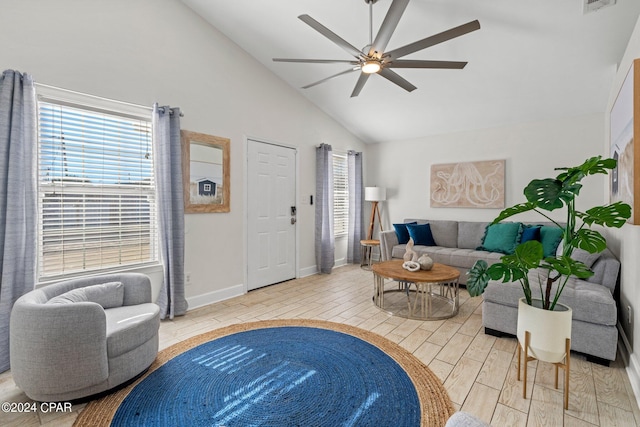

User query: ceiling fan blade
[386,60,468,69]
[378,68,417,92]
[384,20,481,61]
[301,67,360,89]
[368,0,410,58]
[350,73,371,98]
[273,58,360,65]
[298,14,364,59]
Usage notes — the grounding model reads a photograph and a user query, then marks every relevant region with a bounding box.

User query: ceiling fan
[273,0,480,97]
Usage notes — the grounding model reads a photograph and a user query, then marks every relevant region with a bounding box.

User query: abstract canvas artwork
[430,160,505,208]
[610,58,640,224]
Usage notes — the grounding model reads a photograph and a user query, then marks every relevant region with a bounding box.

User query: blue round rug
[76,320,454,427]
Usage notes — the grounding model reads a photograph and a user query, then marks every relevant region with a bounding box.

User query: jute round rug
[74,319,454,427]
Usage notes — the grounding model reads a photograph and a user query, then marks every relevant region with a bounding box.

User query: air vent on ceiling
[583,0,616,14]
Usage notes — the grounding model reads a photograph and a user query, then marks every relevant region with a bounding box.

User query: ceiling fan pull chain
[369,0,373,46]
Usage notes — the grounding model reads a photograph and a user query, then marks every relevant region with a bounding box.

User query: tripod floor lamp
[365,187,386,240]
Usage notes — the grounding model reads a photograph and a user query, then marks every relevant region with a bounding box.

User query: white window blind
[333,153,349,237]
[37,98,157,280]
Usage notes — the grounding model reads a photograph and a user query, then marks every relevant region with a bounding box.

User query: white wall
[366,113,606,228]
[604,15,640,405]
[0,0,366,306]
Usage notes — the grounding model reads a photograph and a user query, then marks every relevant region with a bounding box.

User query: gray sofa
[10,273,160,401]
[380,219,621,363]
[380,219,505,285]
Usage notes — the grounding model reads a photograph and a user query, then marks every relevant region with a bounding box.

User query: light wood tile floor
[1,264,639,426]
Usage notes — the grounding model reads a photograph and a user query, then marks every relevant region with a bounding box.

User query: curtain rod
[35,82,154,112]
[156,106,184,117]
[35,82,186,118]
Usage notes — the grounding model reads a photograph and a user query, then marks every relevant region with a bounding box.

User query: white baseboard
[627,355,640,409]
[335,257,347,268]
[299,265,318,278]
[186,259,357,310]
[618,324,640,408]
[186,284,245,311]
[299,256,354,278]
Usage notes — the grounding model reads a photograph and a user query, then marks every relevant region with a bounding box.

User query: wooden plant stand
[517,330,571,410]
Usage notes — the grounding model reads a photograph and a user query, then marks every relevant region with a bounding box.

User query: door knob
[291,217,297,225]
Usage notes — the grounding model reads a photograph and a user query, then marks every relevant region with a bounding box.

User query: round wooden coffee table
[372,260,460,320]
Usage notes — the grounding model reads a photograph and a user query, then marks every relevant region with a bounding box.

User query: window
[37,90,157,280]
[333,153,349,237]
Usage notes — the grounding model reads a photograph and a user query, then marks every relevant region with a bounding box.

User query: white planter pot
[516,298,572,364]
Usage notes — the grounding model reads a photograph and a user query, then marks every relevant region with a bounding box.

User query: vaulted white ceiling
[182,0,640,144]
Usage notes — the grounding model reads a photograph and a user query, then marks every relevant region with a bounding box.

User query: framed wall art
[430,159,505,209]
[610,58,640,224]
[181,130,230,213]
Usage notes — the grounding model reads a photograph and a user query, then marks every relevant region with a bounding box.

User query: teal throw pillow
[393,222,417,244]
[406,223,436,246]
[478,222,522,254]
[539,226,563,258]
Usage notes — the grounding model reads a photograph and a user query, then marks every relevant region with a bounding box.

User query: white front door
[247,140,297,291]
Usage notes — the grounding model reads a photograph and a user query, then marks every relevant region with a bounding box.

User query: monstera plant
[467,156,631,311]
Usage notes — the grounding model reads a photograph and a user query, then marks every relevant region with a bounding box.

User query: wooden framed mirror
[181,130,230,213]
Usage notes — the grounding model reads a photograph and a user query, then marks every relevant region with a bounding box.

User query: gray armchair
[10,273,160,402]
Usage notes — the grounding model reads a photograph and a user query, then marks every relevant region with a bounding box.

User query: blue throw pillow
[520,225,541,243]
[540,226,563,258]
[406,223,436,246]
[477,222,523,254]
[393,222,417,244]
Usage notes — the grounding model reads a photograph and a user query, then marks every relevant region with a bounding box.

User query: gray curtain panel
[315,143,335,274]
[347,150,364,263]
[0,70,37,373]
[153,105,187,319]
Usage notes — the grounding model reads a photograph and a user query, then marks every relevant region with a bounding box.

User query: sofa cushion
[393,222,417,244]
[105,303,160,358]
[409,246,450,265]
[392,244,441,261]
[394,245,503,270]
[418,220,458,248]
[540,226,563,257]
[47,282,124,309]
[478,222,522,254]
[482,273,616,326]
[556,242,602,270]
[406,223,436,246]
[431,248,503,269]
[585,249,619,292]
[457,221,490,249]
[392,244,435,260]
[405,219,458,247]
[391,244,410,259]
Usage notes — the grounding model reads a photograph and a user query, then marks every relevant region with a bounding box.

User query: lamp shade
[365,186,386,202]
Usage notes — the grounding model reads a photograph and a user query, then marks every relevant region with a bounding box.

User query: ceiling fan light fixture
[361,60,381,74]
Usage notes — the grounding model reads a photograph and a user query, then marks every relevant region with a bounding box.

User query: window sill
[37,262,164,289]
